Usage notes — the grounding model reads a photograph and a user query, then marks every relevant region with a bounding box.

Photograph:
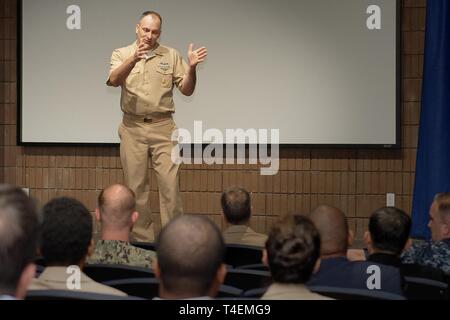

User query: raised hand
[134,42,152,62]
[188,43,208,68]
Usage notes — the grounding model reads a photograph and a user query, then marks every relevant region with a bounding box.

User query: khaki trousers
[119,115,183,241]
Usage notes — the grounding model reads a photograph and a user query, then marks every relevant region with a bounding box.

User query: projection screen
[19,0,399,145]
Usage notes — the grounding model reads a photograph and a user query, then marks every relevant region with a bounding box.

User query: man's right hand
[133,42,152,62]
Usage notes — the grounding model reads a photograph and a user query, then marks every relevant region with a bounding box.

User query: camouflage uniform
[87,240,156,269]
[401,238,450,274]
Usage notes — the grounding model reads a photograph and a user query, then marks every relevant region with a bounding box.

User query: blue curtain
[411,0,450,239]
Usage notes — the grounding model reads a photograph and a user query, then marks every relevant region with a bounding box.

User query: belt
[123,113,173,123]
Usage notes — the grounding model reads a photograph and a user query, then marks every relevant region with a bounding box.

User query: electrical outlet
[386,193,395,207]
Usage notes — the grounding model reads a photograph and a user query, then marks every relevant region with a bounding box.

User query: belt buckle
[143,117,153,123]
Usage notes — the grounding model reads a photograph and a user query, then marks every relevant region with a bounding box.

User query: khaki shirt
[223,225,268,248]
[28,267,127,296]
[107,42,187,115]
[261,283,333,300]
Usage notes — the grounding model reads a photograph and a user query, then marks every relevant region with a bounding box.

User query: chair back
[83,264,155,282]
[225,244,263,267]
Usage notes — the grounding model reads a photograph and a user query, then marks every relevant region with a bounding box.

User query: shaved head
[157,215,225,297]
[309,205,349,256]
[98,184,136,230]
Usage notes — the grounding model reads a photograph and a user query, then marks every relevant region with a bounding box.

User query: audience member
[364,207,411,268]
[0,185,39,300]
[29,197,126,296]
[261,214,331,300]
[221,187,267,248]
[308,205,403,295]
[154,215,226,299]
[402,193,450,274]
[87,184,156,268]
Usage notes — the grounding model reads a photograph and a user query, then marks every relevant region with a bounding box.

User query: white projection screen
[19,0,400,146]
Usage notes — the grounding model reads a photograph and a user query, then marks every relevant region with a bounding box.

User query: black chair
[83,264,155,283]
[224,269,272,291]
[225,244,263,268]
[242,287,268,298]
[130,242,156,252]
[403,276,449,300]
[309,286,406,300]
[103,278,243,299]
[237,263,269,271]
[26,289,144,300]
[401,263,448,282]
[103,278,159,299]
[217,285,244,298]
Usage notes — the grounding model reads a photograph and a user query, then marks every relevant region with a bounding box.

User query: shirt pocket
[125,65,142,88]
[156,69,174,89]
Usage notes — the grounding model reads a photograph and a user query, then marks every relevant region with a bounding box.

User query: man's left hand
[188,43,208,68]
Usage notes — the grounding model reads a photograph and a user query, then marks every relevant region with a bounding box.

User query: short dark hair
[140,11,163,27]
[266,214,320,284]
[368,207,411,255]
[41,197,93,266]
[157,215,225,297]
[221,187,251,224]
[0,185,39,295]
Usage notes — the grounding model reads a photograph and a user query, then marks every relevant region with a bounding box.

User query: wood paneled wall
[0,0,426,239]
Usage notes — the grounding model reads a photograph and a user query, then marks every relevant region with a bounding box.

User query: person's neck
[227,221,250,228]
[321,252,347,260]
[101,229,130,243]
[159,288,209,300]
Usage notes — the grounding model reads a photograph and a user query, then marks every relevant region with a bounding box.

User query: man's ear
[312,258,321,274]
[348,229,355,247]
[363,231,371,247]
[403,237,413,251]
[94,208,101,222]
[153,259,161,280]
[131,211,139,225]
[87,239,95,257]
[262,249,269,267]
[216,263,227,285]
[442,222,450,238]
[15,263,36,299]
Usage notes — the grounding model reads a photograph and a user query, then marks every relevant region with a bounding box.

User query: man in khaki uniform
[261,215,331,300]
[221,187,268,248]
[29,197,126,297]
[87,184,156,268]
[107,11,207,241]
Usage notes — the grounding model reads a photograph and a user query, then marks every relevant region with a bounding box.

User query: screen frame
[16,0,402,149]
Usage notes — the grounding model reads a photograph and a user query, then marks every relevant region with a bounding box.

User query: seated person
[307,205,403,295]
[153,215,227,299]
[29,197,126,296]
[261,214,331,300]
[364,207,411,268]
[87,184,155,268]
[221,186,267,248]
[402,192,450,274]
[0,185,39,300]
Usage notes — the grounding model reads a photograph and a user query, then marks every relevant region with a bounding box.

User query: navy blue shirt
[307,256,404,295]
